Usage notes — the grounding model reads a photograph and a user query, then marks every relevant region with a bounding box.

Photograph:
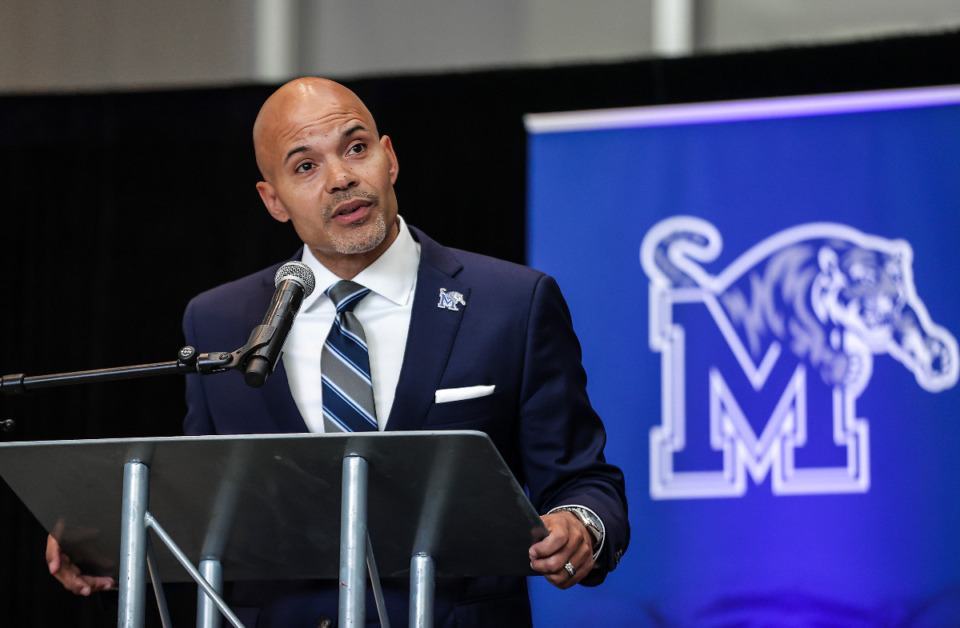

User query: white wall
[699,0,960,52]
[1,0,958,94]
[296,1,652,78]
[0,0,255,92]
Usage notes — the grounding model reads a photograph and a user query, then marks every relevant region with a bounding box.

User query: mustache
[323,191,379,220]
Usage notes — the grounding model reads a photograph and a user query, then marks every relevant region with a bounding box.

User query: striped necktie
[321,280,378,433]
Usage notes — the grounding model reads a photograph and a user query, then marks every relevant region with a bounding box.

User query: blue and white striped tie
[321,280,378,433]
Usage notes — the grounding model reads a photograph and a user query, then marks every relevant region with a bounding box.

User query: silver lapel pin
[437,288,466,311]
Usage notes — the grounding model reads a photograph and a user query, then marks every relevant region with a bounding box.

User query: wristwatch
[551,506,604,561]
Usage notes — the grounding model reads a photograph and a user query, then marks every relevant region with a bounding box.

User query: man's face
[255,84,400,270]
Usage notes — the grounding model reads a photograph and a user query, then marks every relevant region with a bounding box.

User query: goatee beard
[329,210,388,255]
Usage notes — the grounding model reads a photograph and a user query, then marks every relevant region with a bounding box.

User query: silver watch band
[549,505,605,563]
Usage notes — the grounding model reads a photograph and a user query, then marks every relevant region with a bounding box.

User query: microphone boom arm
[0,341,273,433]
[0,261,315,430]
[0,339,270,396]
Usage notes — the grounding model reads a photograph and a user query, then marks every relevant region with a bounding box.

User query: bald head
[251,76,401,278]
[253,78,378,181]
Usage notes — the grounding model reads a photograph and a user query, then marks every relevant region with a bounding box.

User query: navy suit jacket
[182,225,628,627]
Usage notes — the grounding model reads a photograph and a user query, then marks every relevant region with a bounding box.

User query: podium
[0,431,547,627]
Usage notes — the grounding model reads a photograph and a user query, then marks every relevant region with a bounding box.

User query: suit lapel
[387,228,467,431]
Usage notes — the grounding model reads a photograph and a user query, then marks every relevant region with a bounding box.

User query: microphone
[243,261,316,388]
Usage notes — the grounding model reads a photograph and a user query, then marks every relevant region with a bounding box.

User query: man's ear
[380,135,399,184]
[256,181,289,222]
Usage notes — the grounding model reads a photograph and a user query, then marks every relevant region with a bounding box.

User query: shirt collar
[299,215,420,311]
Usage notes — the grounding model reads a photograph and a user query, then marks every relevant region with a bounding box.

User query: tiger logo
[641,216,957,498]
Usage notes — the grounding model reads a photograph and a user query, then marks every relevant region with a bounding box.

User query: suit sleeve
[518,274,629,585]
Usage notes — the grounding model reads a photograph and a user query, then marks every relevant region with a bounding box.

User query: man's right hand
[46,535,115,596]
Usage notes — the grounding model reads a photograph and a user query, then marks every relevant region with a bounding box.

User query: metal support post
[118,461,150,628]
[145,537,172,628]
[198,559,224,628]
[339,455,368,627]
[409,553,435,628]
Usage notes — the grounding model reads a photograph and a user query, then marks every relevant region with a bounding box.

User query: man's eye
[348,143,366,155]
[295,162,315,173]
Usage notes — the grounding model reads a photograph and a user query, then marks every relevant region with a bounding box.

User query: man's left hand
[528,511,594,589]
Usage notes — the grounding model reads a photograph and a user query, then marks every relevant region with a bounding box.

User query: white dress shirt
[282,216,420,432]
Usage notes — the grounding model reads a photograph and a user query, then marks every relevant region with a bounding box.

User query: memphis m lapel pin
[438,288,466,311]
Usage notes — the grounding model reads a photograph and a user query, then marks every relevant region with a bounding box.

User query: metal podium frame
[0,431,547,628]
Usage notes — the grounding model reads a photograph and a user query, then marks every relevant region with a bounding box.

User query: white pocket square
[434,385,496,403]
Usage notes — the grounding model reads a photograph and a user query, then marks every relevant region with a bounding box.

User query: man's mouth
[331,198,373,223]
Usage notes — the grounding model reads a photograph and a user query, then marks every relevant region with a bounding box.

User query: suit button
[317,617,334,628]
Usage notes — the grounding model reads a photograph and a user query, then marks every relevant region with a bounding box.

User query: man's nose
[328,161,358,192]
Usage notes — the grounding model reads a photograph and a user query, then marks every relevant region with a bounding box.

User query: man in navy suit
[49,77,627,627]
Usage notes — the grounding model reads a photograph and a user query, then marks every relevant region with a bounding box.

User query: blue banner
[526,87,960,626]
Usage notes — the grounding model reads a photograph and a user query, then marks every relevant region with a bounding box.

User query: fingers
[51,551,92,596]
[528,512,595,590]
[76,574,116,596]
[56,561,115,596]
[537,545,593,589]
[46,535,115,596]
[45,535,62,573]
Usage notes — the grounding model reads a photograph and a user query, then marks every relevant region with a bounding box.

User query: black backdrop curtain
[1,31,958,626]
